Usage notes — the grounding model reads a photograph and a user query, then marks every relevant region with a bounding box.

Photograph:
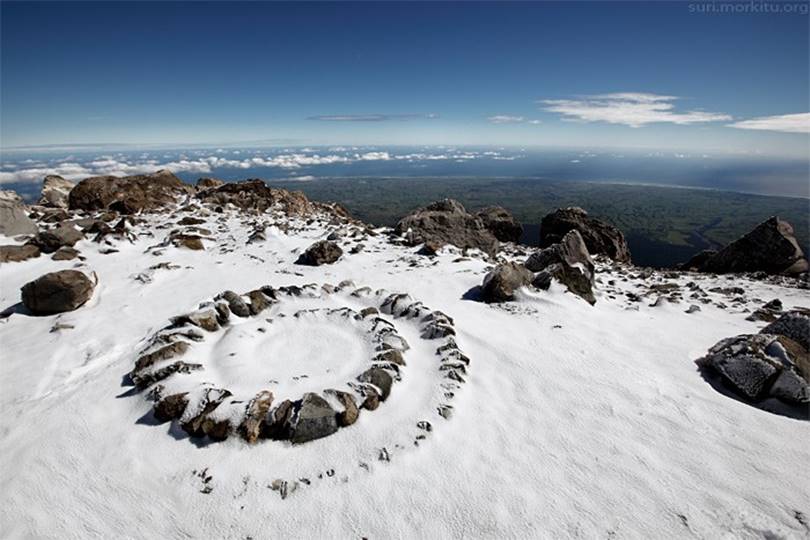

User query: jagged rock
[0,190,23,204]
[132,361,202,389]
[181,388,232,438]
[761,309,810,350]
[325,389,359,427]
[27,224,84,253]
[746,299,783,322]
[540,207,631,262]
[527,230,596,304]
[697,333,809,408]
[395,199,499,257]
[358,368,394,400]
[239,391,274,443]
[134,341,191,372]
[476,206,523,243]
[37,175,75,208]
[21,270,95,315]
[290,393,338,444]
[263,399,294,440]
[197,180,315,215]
[481,262,533,302]
[683,217,808,275]
[51,246,80,261]
[68,169,193,213]
[219,290,251,317]
[0,244,40,263]
[375,349,405,366]
[153,393,189,422]
[297,240,343,266]
[196,177,224,190]
[0,197,37,236]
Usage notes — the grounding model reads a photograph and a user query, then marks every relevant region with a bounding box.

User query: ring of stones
[129,281,468,445]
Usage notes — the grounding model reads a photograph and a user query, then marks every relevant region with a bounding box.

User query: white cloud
[488,115,525,124]
[541,92,731,128]
[728,112,810,134]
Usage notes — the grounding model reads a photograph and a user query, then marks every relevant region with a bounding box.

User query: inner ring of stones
[130,282,457,445]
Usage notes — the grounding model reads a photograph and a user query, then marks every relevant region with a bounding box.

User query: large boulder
[27,224,84,253]
[481,262,534,302]
[540,207,631,263]
[0,197,37,237]
[296,240,343,266]
[197,180,314,215]
[527,229,596,304]
[68,169,193,213]
[476,206,523,243]
[395,199,499,257]
[696,333,809,412]
[21,270,95,315]
[290,393,338,444]
[37,175,76,208]
[683,217,808,275]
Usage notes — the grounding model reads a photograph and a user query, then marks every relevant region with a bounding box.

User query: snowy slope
[0,204,808,540]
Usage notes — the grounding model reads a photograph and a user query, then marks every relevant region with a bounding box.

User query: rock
[219,290,251,317]
[290,393,338,444]
[134,341,191,372]
[263,399,294,440]
[476,206,523,243]
[37,175,75,208]
[197,180,316,216]
[177,216,206,226]
[68,169,193,213]
[0,198,37,236]
[196,177,224,190]
[540,207,631,262]
[131,361,202,389]
[395,199,499,257]
[21,270,95,315]
[171,309,220,332]
[761,309,810,350]
[297,240,343,266]
[27,224,84,253]
[696,333,809,406]
[357,368,394,400]
[153,393,189,422]
[683,217,808,275]
[0,190,23,204]
[182,388,232,438]
[246,290,272,315]
[746,299,783,322]
[0,244,40,263]
[170,233,204,251]
[481,262,533,302]
[325,389,359,427]
[239,391,274,443]
[51,246,80,261]
[527,229,596,304]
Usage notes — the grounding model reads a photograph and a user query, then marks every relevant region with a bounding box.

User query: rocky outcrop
[527,229,596,304]
[296,240,343,266]
[0,197,37,237]
[21,270,95,315]
[37,175,75,208]
[683,217,808,275]
[0,244,40,263]
[196,177,225,190]
[762,309,810,351]
[198,180,311,214]
[395,199,499,257]
[540,207,631,263]
[481,262,533,303]
[476,206,523,243]
[68,169,193,213]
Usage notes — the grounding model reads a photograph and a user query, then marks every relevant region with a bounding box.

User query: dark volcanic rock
[0,244,40,263]
[476,206,523,243]
[290,393,338,444]
[395,199,499,257]
[358,368,394,401]
[683,217,808,275]
[68,169,193,213]
[540,207,631,263]
[527,229,596,304]
[196,177,225,190]
[297,240,343,266]
[481,262,533,303]
[28,224,84,254]
[761,309,810,351]
[51,246,81,261]
[219,290,251,317]
[154,393,189,423]
[21,270,95,315]
[197,180,315,215]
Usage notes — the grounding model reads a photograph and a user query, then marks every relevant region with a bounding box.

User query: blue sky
[1,1,808,156]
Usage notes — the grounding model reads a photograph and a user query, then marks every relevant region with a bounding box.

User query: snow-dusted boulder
[481,262,533,303]
[21,269,95,315]
[526,229,596,304]
[290,393,339,444]
[27,224,84,253]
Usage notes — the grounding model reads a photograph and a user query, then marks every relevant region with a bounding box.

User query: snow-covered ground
[1,206,808,539]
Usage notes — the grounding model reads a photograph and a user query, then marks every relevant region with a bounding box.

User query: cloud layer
[307,113,438,122]
[729,112,810,134]
[541,92,731,128]
[487,115,542,125]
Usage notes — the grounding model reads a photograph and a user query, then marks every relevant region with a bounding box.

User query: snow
[1,206,809,539]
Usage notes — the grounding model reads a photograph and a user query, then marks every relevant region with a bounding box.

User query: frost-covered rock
[481,262,533,303]
[761,309,810,350]
[21,270,95,315]
[526,229,596,304]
